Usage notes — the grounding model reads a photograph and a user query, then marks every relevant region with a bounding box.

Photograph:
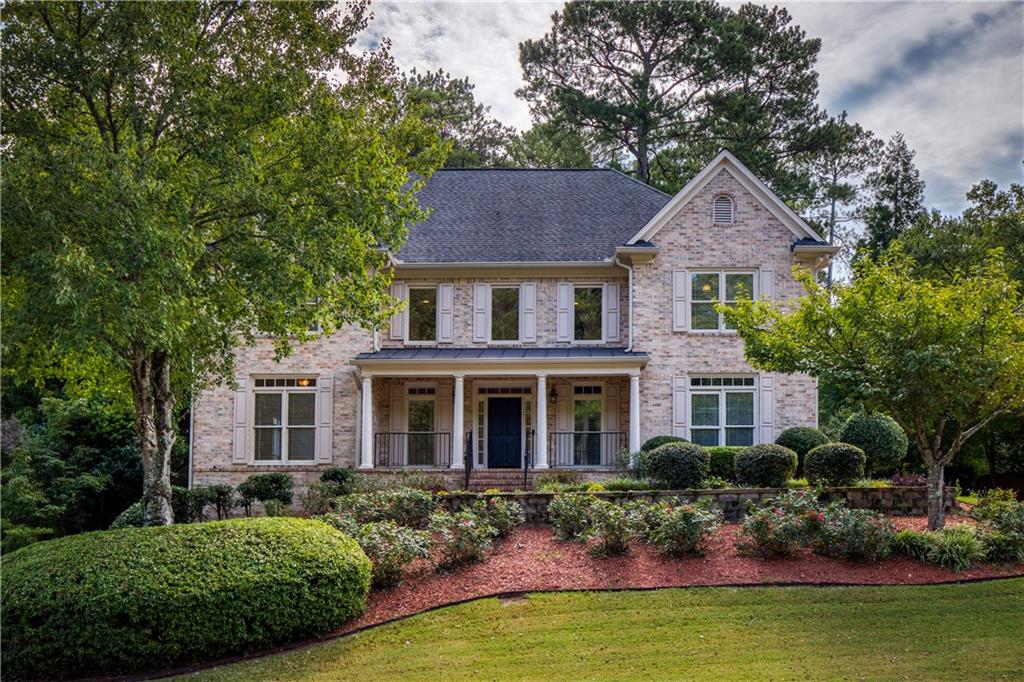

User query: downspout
[614,256,634,352]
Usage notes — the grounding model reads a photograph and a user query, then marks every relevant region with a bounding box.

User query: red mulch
[341,514,1024,635]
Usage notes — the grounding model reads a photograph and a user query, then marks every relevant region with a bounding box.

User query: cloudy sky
[359,1,1024,214]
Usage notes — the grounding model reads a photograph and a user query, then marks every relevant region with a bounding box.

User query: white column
[359,375,374,469]
[451,374,464,469]
[629,372,641,454]
[535,374,548,469]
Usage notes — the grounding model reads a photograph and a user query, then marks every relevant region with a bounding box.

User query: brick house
[190,150,836,489]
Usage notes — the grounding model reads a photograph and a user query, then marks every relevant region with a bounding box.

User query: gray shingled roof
[354,347,649,361]
[396,169,670,263]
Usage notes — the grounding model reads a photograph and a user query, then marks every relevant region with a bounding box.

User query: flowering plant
[357,520,431,589]
[429,509,497,569]
[647,497,722,557]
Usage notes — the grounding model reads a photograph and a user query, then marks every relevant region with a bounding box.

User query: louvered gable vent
[713,195,734,224]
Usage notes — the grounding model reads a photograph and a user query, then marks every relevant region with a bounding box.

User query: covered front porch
[352,348,648,471]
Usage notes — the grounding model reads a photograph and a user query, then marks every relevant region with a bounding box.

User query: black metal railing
[374,432,451,468]
[548,431,626,468]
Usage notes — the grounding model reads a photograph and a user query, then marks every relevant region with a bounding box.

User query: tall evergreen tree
[517,1,823,195]
[857,133,926,260]
[804,112,882,286]
[507,122,594,169]
[403,68,516,168]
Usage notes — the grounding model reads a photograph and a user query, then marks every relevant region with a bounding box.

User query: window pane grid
[253,387,317,463]
[690,272,755,331]
[689,379,757,447]
[573,286,602,341]
[491,287,520,341]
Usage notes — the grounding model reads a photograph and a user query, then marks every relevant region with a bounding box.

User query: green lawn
[183,579,1024,681]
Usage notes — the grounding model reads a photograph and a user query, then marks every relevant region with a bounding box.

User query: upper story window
[713,195,734,225]
[573,286,603,341]
[490,286,520,342]
[690,271,755,332]
[253,378,317,462]
[407,286,437,342]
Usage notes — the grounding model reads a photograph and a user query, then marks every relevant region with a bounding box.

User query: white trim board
[627,149,822,245]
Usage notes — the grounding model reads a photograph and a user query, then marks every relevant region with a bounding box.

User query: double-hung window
[490,287,520,342]
[574,286,603,342]
[407,286,437,342]
[690,271,755,331]
[689,376,756,447]
[253,377,317,462]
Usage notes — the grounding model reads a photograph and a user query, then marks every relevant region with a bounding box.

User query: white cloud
[360,0,1024,212]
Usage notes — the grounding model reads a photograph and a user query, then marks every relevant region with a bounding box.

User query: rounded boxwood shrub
[839,413,908,476]
[805,443,867,486]
[1,517,371,680]
[774,427,829,471]
[707,446,743,482]
[734,444,798,488]
[640,435,687,452]
[646,442,710,490]
[320,467,357,495]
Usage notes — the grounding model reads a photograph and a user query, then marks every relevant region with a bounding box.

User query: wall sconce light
[549,386,558,404]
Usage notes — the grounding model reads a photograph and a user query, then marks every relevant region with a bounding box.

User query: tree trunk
[129,343,174,525]
[926,462,946,531]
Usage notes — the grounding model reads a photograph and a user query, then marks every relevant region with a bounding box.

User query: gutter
[613,255,634,352]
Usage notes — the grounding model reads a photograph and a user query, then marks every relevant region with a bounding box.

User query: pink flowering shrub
[646,498,722,557]
[812,505,894,561]
[332,488,436,528]
[469,497,525,537]
[737,489,827,558]
[428,509,497,569]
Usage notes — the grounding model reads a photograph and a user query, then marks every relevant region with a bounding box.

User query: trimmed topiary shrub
[839,413,908,476]
[805,443,866,486]
[706,446,742,481]
[775,427,829,472]
[646,442,710,490]
[1,518,370,680]
[237,472,294,515]
[734,444,798,488]
[320,467,357,495]
[640,435,687,452]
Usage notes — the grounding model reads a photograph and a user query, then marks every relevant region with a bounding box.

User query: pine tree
[857,133,926,260]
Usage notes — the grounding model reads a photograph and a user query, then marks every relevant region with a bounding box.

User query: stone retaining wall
[438,486,959,524]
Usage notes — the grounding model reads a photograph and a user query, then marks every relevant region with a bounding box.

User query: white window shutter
[671,375,687,438]
[389,281,407,341]
[759,269,775,301]
[520,282,537,343]
[759,373,775,444]
[437,283,454,343]
[316,374,334,463]
[603,282,620,342]
[472,283,490,343]
[232,377,249,463]
[556,282,573,342]
[672,270,688,331]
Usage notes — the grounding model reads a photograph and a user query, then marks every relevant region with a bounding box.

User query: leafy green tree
[403,68,516,168]
[2,2,442,524]
[904,177,1024,285]
[856,133,926,261]
[518,1,822,192]
[507,122,594,169]
[803,112,882,286]
[723,248,1024,529]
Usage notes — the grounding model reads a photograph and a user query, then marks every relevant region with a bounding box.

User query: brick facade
[191,164,820,489]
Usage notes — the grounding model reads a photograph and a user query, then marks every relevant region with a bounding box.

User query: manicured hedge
[640,435,687,452]
[774,427,829,472]
[707,446,743,481]
[806,443,867,486]
[1,517,371,680]
[647,442,710,489]
[839,413,908,476]
[734,444,798,488]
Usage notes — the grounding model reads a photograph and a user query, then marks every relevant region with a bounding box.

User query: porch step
[463,469,539,492]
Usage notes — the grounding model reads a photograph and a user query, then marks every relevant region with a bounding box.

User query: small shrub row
[548,493,721,559]
[331,488,436,528]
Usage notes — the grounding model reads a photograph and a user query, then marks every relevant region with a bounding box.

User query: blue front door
[487,397,521,468]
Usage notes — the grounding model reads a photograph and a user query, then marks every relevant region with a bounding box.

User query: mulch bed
[341,514,1024,635]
